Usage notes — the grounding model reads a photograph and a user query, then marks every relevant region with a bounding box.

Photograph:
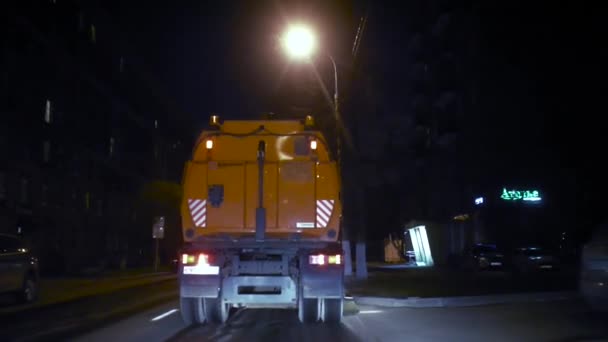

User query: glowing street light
[280,24,339,149]
[281,25,316,59]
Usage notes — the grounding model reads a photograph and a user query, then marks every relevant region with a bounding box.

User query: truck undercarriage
[179,238,344,324]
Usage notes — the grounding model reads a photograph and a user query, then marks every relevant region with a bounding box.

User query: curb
[354,291,577,308]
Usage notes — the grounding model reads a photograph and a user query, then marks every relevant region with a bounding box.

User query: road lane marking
[151,308,179,321]
[359,310,382,314]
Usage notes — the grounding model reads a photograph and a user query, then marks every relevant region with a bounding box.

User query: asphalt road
[0,279,178,341]
[75,297,608,342]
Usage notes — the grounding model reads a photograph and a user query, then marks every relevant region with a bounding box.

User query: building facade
[1,1,190,274]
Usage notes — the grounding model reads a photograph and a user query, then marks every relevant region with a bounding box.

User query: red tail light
[182,253,219,275]
[181,253,212,266]
[309,254,341,265]
[197,253,210,266]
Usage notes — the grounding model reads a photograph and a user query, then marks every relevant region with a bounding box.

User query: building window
[78,12,84,31]
[43,140,51,162]
[96,199,103,216]
[41,184,48,207]
[109,137,115,157]
[19,178,29,204]
[45,99,52,123]
[85,192,90,210]
[90,25,96,43]
[0,172,6,200]
[70,189,77,209]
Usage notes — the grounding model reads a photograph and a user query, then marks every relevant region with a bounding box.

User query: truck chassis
[179,238,344,325]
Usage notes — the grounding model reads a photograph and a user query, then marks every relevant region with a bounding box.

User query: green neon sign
[500,188,541,202]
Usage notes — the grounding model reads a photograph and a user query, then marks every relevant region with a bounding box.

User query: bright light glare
[150,309,179,322]
[205,139,213,149]
[282,25,316,59]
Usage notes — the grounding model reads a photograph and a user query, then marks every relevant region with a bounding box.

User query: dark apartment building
[1,1,191,274]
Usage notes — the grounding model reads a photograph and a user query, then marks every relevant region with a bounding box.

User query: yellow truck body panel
[181,120,341,242]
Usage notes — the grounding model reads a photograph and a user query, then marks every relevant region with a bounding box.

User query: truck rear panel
[181,120,341,242]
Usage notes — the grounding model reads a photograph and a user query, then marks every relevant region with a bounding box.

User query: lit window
[43,140,51,162]
[45,99,52,123]
[90,24,96,43]
[85,192,90,210]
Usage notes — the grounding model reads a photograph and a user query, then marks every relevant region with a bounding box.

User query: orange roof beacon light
[209,114,221,128]
[304,115,315,128]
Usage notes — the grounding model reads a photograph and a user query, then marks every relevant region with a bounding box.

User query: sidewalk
[0,268,177,315]
[346,264,578,299]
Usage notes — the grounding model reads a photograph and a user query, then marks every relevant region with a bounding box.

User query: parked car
[0,233,39,303]
[462,244,505,271]
[580,224,608,311]
[511,246,558,273]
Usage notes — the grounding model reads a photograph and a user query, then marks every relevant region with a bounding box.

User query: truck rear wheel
[298,287,319,323]
[322,298,343,323]
[180,297,206,325]
[204,298,230,324]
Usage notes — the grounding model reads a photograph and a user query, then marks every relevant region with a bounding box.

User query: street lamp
[281,24,341,163]
[282,25,316,60]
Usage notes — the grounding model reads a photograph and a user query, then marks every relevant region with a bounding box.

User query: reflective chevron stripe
[316,199,334,228]
[188,199,207,227]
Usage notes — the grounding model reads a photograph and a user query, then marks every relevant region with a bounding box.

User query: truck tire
[180,297,205,325]
[204,298,230,324]
[322,298,343,324]
[298,287,319,323]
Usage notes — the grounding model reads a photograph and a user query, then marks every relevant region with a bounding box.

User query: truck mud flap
[180,274,220,298]
[301,265,344,299]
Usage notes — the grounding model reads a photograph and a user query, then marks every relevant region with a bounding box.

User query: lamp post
[281,24,351,276]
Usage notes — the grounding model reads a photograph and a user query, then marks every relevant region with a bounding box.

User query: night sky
[97,1,604,239]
